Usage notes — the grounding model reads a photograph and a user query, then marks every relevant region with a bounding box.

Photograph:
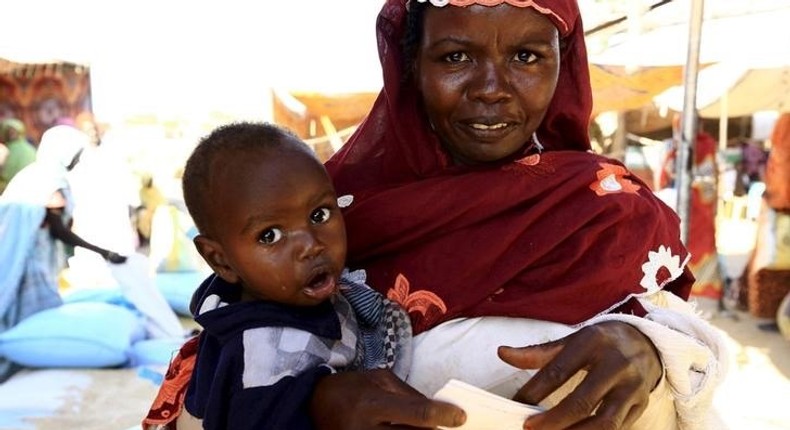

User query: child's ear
[193,235,240,284]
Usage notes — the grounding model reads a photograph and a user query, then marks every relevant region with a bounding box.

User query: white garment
[408,290,727,430]
[68,142,138,257]
[109,253,185,339]
[2,125,88,210]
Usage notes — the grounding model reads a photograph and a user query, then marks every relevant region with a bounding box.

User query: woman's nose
[468,62,512,104]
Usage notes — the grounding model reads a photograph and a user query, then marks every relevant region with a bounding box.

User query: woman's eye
[444,51,469,63]
[514,50,538,64]
[259,228,283,245]
[310,207,332,224]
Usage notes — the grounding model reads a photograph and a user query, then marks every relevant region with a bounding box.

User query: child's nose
[294,230,325,260]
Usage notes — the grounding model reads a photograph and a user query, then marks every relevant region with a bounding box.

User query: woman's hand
[310,369,466,430]
[498,321,662,430]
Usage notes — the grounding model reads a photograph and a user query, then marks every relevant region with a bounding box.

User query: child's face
[199,145,347,307]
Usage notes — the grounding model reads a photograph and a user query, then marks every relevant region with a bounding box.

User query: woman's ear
[193,235,240,284]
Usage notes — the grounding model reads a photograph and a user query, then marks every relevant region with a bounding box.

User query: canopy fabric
[654,64,790,119]
[588,0,790,117]
[590,64,685,114]
[697,67,790,118]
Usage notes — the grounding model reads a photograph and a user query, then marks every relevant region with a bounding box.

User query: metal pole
[675,0,705,244]
[719,91,729,151]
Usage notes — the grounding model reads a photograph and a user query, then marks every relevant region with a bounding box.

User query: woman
[0,125,127,381]
[144,1,726,428]
[657,115,723,300]
[314,1,725,429]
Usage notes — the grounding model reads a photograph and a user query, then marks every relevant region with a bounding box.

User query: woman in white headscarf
[0,125,127,381]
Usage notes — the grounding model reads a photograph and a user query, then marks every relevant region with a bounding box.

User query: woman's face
[415,4,560,165]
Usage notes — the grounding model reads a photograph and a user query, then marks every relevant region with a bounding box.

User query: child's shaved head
[182,122,317,236]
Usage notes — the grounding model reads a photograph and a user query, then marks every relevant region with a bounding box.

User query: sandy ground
[0,218,788,430]
[703,298,790,430]
[0,367,162,430]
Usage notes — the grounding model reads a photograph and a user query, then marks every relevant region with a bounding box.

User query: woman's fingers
[311,370,466,429]
[588,388,649,430]
[499,336,590,406]
[379,395,467,428]
[498,322,662,429]
[526,366,637,430]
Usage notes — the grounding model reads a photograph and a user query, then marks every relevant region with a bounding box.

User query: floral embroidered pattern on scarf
[589,163,640,196]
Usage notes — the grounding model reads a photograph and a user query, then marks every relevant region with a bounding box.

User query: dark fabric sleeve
[224,365,333,430]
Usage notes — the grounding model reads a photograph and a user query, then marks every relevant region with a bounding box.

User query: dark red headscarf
[326,0,693,334]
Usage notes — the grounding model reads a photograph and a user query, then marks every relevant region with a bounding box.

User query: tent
[587,0,790,117]
[656,64,790,119]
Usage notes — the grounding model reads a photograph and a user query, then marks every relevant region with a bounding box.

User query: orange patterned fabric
[0,61,92,145]
[142,336,200,430]
[443,0,568,32]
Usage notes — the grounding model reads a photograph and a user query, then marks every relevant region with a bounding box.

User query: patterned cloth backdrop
[0,59,92,145]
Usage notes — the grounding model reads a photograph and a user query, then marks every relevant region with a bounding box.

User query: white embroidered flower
[599,174,623,192]
[639,245,683,293]
[337,194,354,208]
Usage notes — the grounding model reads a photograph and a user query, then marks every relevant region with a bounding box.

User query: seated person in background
[0,118,36,194]
[0,125,127,382]
[143,122,411,430]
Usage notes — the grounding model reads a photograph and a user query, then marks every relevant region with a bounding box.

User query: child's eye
[514,50,538,64]
[310,207,332,224]
[259,228,283,245]
[444,51,469,63]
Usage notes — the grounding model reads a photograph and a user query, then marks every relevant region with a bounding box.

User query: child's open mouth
[303,270,337,301]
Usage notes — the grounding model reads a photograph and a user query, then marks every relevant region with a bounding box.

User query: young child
[151,122,411,430]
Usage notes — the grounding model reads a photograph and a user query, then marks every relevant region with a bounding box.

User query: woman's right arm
[310,369,466,429]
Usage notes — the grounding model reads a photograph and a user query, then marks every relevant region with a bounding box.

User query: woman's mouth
[470,122,508,130]
[302,270,338,301]
[460,120,515,142]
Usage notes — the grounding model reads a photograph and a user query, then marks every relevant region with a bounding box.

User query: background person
[0,125,127,381]
[0,140,9,170]
[0,118,36,194]
[67,113,140,268]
